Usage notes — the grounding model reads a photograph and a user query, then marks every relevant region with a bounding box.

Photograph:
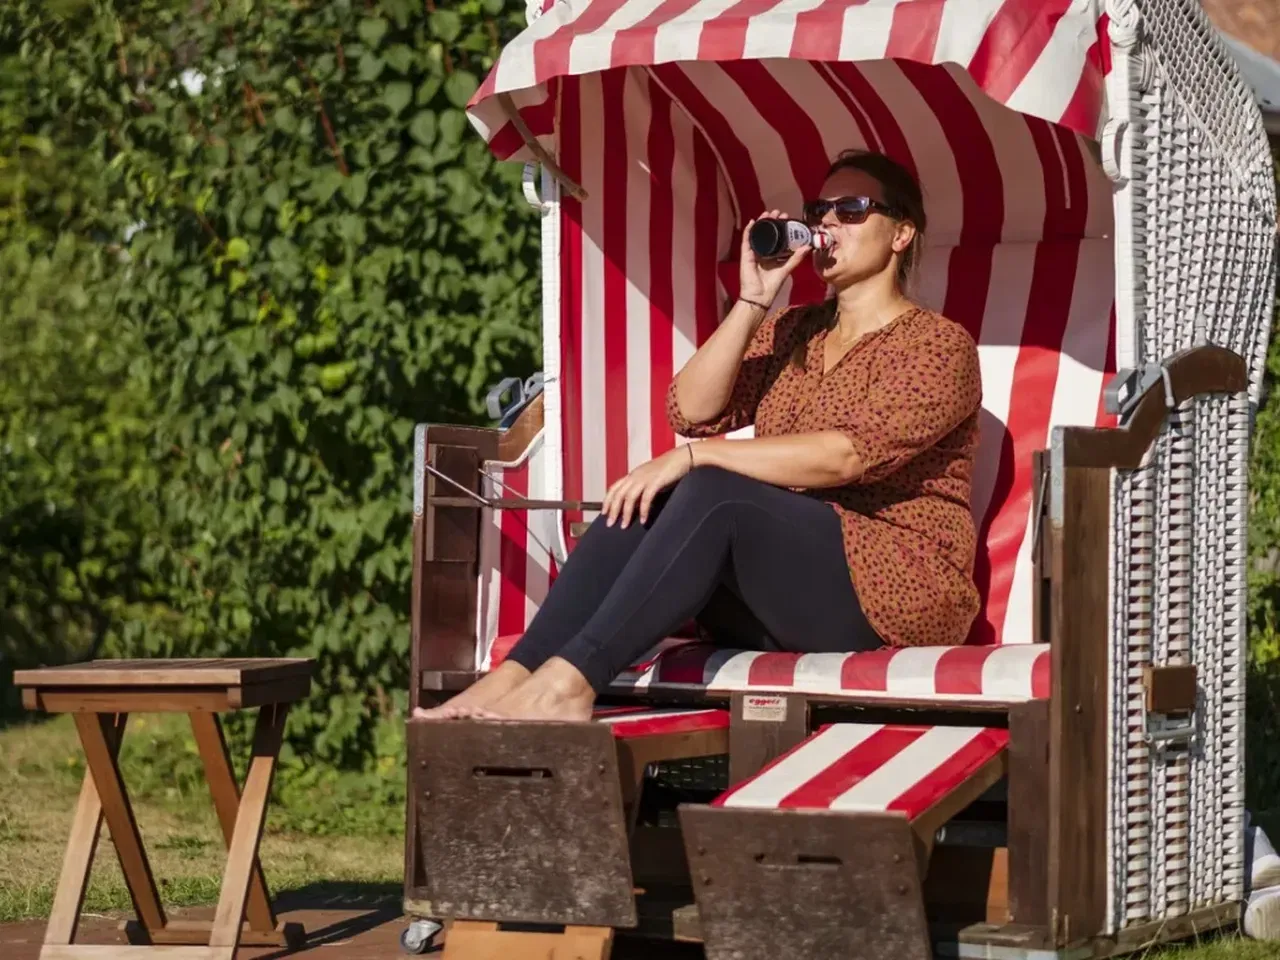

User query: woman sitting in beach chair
[416,149,982,723]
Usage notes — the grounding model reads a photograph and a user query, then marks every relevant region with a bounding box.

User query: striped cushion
[490,636,1050,705]
[714,723,1009,819]
[593,705,729,739]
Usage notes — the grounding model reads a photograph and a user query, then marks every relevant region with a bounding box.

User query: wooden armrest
[1057,343,1246,469]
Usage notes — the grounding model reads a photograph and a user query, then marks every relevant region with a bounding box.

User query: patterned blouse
[665,302,982,649]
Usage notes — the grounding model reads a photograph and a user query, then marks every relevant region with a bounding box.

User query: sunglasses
[802,195,901,227]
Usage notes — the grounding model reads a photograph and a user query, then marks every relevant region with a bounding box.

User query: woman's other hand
[739,209,812,306]
[601,447,695,529]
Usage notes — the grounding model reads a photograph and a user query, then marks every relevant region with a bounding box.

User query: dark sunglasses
[802,195,901,227]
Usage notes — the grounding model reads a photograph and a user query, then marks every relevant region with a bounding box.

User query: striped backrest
[474,54,1118,668]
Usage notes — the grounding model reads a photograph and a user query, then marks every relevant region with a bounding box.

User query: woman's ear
[892,220,916,254]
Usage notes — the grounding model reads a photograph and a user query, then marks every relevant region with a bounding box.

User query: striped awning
[467,1,1112,176]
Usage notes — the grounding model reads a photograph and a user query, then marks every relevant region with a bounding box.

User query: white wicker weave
[1103,0,1274,936]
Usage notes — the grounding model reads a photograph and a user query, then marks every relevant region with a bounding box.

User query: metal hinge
[1104,362,1176,422]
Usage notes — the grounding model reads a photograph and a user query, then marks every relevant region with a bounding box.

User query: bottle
[748,218,831,260]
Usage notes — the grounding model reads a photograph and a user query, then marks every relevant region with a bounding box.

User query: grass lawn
[0,713,1277,959]
[0,713,403,924]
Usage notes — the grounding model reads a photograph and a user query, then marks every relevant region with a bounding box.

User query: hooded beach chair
[404,1,1277,957]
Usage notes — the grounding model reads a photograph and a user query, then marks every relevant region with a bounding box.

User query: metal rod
[421,461,492,508]
[422,461,603,512]
[428,496,604,511]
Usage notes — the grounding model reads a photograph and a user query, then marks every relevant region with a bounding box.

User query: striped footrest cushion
[714,723,1009,820]
[593,705,729,740]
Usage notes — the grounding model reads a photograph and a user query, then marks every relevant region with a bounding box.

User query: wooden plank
[227,675,312,709]
[441,919,614,960]
[1100,902,1239,955]
[40,947,217,960]
[121,919,304,948]
[1047,464,1110,946]
[418,566,480,673]
[44,714,127,946]
[909,749,1007,853]
[729,693,810,785]
[33,691,235,714]
[188,714,277,934]
[208,704,289,952]
[1143,664,1198,713]
[422,669,1021,712]
[409,719,636,927]
[15,659,312,688]
[74,713,167,934]
[425,444,480,564]
[681,806,932,960]
[1007,699,1051,928]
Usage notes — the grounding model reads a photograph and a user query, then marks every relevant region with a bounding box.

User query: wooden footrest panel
[409,719,637,928]
[680,722,1010,960]
[679,806,932,960]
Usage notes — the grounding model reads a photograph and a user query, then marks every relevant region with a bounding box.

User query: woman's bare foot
[482,657,596,722]
[411,661,531,720]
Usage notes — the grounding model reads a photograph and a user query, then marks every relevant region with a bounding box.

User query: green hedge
[1,0,540,799]
[2,0,1278,828]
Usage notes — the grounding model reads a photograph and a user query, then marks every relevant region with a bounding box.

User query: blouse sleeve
[832,318,981,485]
[665,308,795,438]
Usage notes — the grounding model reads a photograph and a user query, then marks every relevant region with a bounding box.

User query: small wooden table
[14,658,315,960]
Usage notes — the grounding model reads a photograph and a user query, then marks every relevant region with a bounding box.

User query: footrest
[408,709,730,931]
[680,723,1008,960]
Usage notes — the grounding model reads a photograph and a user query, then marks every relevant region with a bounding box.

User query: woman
[414,149,982,723]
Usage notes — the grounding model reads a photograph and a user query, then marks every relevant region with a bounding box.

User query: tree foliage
[0,0,541,771]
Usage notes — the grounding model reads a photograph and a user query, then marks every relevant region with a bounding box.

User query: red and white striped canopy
[464,0,1120,655]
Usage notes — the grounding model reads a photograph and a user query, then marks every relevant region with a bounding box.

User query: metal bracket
[1104,362,1175,421]
[1143,714,1196,751]
[485,372,545,426]
[522,162,550,212]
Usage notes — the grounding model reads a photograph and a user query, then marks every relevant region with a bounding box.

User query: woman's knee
[668,464,761,510]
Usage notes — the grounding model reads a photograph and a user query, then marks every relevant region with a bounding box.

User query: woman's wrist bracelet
[738,295,771,312]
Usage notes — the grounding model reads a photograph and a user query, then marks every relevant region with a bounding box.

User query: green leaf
[225,238,250,262]
[382,81,412,117]
[358,52,385,83]
[264,181,288,211]
[439,110,468,145]
[429,10,463,43]
[416,75,442,105]
[444,71,479,109]
[341,173,369,208]
[409,111,437,147]
[384,44,415,74]
[357,17,388,48]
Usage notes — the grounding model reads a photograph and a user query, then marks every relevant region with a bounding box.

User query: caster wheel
[400,919,443,955]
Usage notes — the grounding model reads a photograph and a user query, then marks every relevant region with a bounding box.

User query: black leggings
[506,465,883,693]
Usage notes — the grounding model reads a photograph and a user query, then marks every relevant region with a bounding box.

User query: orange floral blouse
[665,302,982,649]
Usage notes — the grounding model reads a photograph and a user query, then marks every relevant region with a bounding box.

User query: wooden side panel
[728,693,810,785]
[1007,699,1051,928]
[1047,464,1111,945]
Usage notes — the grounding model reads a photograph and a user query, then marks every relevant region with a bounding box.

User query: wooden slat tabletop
[12,658,314,689]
